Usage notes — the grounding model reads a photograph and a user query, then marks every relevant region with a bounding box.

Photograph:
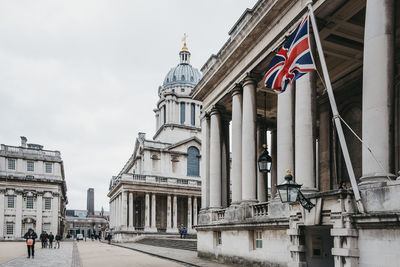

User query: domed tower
[153,38,202,143]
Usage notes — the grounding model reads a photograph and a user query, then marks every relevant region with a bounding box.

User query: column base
[240,199,258,205]
[187,228,196,234]
[144,227,157,233]
[166,228,178,233]
[359,172,396,187]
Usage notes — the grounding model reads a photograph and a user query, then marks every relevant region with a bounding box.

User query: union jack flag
[264,15,316,93]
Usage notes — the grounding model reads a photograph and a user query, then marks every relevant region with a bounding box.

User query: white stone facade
[192,0,400,266]
[0,137,68,240]
[108,43,202,241]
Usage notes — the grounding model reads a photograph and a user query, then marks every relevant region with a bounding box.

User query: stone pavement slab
[77,241,182,267]
[117,242,235,267]
[0,242,29,264]
[0,241,73,267]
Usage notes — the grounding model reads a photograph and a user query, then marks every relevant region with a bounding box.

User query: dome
[162,63,202,89]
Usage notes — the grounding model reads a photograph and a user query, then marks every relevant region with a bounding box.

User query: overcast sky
[0,0,257,211]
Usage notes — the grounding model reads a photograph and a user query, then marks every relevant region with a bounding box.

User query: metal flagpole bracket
[306,3,366,213]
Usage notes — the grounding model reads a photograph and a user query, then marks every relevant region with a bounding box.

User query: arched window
[181,75,185,81]
[191,103,195,126]
[187,146,200,177]
[173,75,176,81]
[180,102,185,125]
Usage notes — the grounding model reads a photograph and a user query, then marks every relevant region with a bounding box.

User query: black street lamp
[258,144,272,173]
[276,170,315,212]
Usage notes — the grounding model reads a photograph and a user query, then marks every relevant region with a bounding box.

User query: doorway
[303,226,334,267]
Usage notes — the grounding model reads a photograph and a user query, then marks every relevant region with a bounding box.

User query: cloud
[0,0,258,210]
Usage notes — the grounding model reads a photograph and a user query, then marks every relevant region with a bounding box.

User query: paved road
[0,242,73,267]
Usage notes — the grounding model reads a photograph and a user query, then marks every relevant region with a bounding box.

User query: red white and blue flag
[264,15,316,93]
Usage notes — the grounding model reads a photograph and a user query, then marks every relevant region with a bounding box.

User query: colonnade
[110,191,199,232]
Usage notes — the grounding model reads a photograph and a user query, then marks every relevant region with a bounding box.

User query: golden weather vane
[181,33,188,51]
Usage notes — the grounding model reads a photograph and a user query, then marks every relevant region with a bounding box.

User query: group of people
[40,231,62,249]
[178,224,187,239]
[23,228,62,259]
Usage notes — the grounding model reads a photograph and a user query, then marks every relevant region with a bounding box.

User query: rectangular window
[45,163,53,173]
[191,103,195,126]
[7,195,15,208]
[254,230,263,249]
[6,223,14,235]
[27,161,34,172]
[180,102,186,125]
[44,198,51,210]
[26,196,34,209]
[163,105,166,124]
[216,231,222,246]
[43,223,50,233]
[8,159,16,170]
[70,223,73,228]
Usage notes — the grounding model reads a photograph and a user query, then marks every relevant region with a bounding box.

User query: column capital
[230,83,242,97]
[242,72,259,87]
[210,105,223,116]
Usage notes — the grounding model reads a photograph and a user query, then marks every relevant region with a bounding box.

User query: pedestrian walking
[40,231,47,248]
[23,228,37,259]
[182,227,187,239]
[48,232,54,248]
[55,233,62,249]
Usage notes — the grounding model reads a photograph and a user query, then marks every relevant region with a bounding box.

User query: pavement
[0,242,73,267]
[77,241,182,267]
[116,242,235,267]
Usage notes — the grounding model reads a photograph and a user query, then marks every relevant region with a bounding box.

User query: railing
[155,177,168,183]
[1,145,60,158]
[217,210,225,220]
[252,202,269,217]
[118,173,201,188]
[177,179,189,185]
[132,174,146,181]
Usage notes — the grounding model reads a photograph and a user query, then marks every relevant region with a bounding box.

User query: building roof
[162,63,202,89]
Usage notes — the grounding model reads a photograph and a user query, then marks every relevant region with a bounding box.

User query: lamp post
[258,144,272,173]
[276,170,315,212]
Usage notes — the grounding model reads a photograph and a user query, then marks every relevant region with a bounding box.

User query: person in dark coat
[39,231,47,248]
[48,232,54,248]
[55,233,62,249]
[23,228,37,259]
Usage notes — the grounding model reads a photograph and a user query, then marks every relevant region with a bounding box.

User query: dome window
[181,75,185,81]
[167,78,169,82]
[190,76,194,82]
[181,88,185,92]
[173,75,176,81]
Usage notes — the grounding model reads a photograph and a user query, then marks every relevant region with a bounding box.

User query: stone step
[136,237,197,251]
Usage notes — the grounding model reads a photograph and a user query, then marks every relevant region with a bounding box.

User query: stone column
[277,85,294,183]
[109,200,113,228]
[361,0,395,184]
[231,85,243,204]
[193,197,198,226]
[200,115,210,209]
[257,125,267,202]
[128,192,134,230]
[51,194,59,234]
[36,193,43,235]
[15,192,22,238]
[187,196,192,231]
[0,190,4,238]
[221,119,230,207]
[151,193,157,231]
[271,130,278,198]
[295,73,316,191]
[145,193,150,230]
[115,196,118,227]
[241,77,257,203]
[173,195,178,230]
[122,191,127,229]
[319,105,331,191]
[166,195,172,232]
[209,107,222,208]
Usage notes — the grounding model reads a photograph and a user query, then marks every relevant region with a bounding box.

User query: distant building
[87,188,94,216]
[66,209,110,218]
[64,216,108,238]
[108,40,202,241]
[0,137,68,240]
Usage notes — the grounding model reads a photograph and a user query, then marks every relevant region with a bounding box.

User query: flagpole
[306,2,365,213]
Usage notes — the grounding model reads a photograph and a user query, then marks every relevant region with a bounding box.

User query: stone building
[192,0,400,266]
[0,137,68,240]
[108,41,202,241]
[65,216,108,239]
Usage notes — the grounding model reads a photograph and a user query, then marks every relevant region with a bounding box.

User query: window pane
[7,196,15,208]
[45,198,51,210]
[26,197,34,209]
[6,223,14,235]
[180,102,185,124]
[27,161,34,172]
[45,163,52,173]
[191,103,195,126]
[8,159,16,170]
[163,105,166,124]
[187,147,200,177]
